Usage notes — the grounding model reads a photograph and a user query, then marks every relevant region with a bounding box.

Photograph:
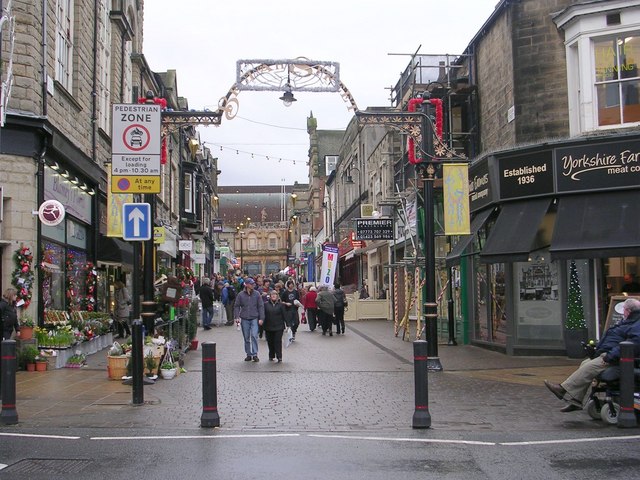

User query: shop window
[42,242,65,311]
[513,253,563,346]
[472,260,506,345]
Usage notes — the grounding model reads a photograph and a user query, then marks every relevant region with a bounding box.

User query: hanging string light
[204,142,305,165]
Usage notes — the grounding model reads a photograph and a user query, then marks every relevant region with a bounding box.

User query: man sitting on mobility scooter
[544,298,640,412]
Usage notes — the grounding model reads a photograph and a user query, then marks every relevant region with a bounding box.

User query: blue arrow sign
[122,203,151,241]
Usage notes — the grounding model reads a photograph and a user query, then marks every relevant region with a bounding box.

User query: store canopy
[445,208,494,267]
[97,236,134,266]
[480,198,551,263]
[549,190,640,260]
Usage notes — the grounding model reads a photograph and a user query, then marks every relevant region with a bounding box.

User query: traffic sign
[122,203,152,241]
[111,104,161,194]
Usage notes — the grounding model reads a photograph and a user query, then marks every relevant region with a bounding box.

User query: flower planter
[160,368,177,380]
[35,361,47,372]
[190,339,199,351]
[26,363,35,372]
[565,328,588,359]
[107,355,129,380]
[20,326,34,340]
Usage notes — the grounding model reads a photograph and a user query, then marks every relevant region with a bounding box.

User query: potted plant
[144,351,158,377]
[19,345,38,371]
[564,260,588,358]
[20,314,35,340]
[34,353,48,372]
[107,342,129,380]
[160,360,177,380]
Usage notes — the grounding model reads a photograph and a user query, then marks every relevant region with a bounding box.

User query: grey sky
[143,0,499,186]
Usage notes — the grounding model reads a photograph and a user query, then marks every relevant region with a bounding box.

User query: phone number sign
[356,218,394,240]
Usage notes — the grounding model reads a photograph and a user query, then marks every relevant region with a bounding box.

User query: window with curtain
[184,173,193,213]
[97,0,111,131]
[55,0,74,91]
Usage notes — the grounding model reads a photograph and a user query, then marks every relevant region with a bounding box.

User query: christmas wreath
[12,245,34,309]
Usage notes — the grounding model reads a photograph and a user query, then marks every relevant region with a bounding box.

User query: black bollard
[1,340,18,425]
[617,341,637,428]
[201,342,220,428]
[447,268,457,346]
[131,320,144,405]
[412,340,431,428]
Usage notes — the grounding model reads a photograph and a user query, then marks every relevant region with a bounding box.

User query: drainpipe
[41,0,48,116]
[36,137,47,327]
[91,0,98,162]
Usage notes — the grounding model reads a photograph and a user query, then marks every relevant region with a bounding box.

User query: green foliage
[566,260,587,330]
[19,345,39,368]
[187,301,198,341]
[144,352,157,375]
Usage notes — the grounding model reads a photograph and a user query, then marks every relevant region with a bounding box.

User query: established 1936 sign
[356,218,394,240]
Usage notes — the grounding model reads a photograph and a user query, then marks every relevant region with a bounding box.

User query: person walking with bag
[233,278,265,362]
[280,280,300,340]
[113,280,131,338]
[333,282,348,335]
[0,288,19,340]
[264,290,287,362]
[223,281,236,326]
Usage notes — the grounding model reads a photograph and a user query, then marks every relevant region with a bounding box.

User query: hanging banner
[320,243,339,287]
[443,163,470,235]
[107,170,134,237]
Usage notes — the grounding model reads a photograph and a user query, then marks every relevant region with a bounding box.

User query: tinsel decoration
[566,260,587,330]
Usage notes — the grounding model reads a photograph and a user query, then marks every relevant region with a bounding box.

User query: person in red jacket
[303,286,318,332]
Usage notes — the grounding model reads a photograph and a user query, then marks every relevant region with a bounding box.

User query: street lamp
[236,225,245,273]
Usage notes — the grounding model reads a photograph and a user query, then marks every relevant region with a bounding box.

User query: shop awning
[480,198,551,263]
[445,208,494,267]
[97,236,134,266]
[549,190,640,260]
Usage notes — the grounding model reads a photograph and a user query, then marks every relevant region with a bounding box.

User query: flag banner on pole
[320,243,339,287]
[443,163,470,235]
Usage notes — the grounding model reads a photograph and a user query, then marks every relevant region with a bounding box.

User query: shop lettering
[503,164,547,177]
[562,149,640,180]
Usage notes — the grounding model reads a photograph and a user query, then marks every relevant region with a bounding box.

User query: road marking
[0,433,80,440]
[308,434,496,446]
[500,434,640,446]
[91,433,301,440]
[0,464,7,470]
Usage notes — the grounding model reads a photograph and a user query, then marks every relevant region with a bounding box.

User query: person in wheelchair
[545,298,640,412]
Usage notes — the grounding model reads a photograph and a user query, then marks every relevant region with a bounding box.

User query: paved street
[4,319,628,438]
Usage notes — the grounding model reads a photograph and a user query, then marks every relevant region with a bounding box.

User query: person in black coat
[199,278,215,330]
[280,280,300,340]
[263,290,287,362]
[0,288,19,340]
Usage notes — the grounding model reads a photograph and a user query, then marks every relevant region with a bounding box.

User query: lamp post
[236,225,245,273]
[418,98,443,372]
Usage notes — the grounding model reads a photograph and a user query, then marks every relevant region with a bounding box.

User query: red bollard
[201,342,220,428]
[617,341,637,428]
[1,340,18,425]
[412,340,431,428]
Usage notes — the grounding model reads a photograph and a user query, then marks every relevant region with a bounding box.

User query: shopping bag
[284,327,293,348]
[300,311,307,324]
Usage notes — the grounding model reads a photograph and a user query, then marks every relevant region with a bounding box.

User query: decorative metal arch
[217,58,359,122]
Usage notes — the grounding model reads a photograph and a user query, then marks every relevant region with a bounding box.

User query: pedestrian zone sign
[122,203,152,241]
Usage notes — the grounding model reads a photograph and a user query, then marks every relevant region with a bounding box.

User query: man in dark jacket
[333,282,348,335]
[199,278,214,330]
[544,297,640,412]
[316,285,336,336]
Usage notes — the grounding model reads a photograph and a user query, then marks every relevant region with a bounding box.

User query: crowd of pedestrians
[195,271,350,362]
